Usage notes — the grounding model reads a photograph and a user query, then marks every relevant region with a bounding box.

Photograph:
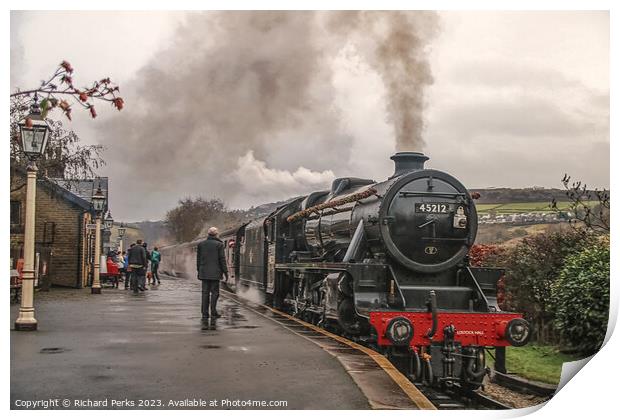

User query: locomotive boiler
[162,152,531,390]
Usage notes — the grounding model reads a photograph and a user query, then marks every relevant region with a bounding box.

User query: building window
[43,222,56,244]
[10,201,21,226]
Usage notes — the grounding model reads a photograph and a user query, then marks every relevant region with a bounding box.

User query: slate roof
[12,164,109,212]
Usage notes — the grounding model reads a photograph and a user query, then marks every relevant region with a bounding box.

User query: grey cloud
[97,11,439,219]
[434,98,596,138]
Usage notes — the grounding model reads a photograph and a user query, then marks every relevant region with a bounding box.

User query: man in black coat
[127,239,148,294]
[196,227,228,322]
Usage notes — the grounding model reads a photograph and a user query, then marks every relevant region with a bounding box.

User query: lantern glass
[19,114,50,159]
[92,187,106,213]
[104,212,114,230]
[118,224,126,237]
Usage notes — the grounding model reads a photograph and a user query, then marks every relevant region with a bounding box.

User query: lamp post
[15,100,50,331]
[118,223,126,253]
[104,211,114,230]
[103,211,114,256]
[91,186,106,294]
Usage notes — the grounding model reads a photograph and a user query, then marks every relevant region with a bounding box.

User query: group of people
[109,226,229,328]
[112,240,162,293]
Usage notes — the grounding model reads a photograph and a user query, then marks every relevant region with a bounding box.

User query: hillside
[469,188,569,204]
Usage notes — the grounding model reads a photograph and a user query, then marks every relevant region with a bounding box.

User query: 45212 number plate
[415,203,452,213]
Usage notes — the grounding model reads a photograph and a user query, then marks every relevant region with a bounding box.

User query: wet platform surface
[10,276,369,409]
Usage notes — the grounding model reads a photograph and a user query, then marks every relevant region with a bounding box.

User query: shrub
[550,237,610,356]
[472,230,597,343]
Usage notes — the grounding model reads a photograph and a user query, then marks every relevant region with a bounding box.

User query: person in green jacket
[151,247,162,285]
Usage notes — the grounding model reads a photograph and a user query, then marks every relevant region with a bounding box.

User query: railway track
[220,287,512,410]
[406,383,511,409]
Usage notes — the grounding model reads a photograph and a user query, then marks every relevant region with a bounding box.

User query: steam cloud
[234,150,335,199]
[100,11,438,217]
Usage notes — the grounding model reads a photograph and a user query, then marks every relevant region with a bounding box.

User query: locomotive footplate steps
[220,289,435,410]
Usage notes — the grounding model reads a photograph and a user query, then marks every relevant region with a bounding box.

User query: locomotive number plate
[415,203,451,213]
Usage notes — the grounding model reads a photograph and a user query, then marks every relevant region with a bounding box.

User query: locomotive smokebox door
[266,218,276,293]
[378,167,477,273]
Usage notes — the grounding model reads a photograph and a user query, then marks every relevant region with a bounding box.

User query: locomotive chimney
[390,152,429,178]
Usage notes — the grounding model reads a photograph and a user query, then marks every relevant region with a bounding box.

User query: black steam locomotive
[160,152,530,389]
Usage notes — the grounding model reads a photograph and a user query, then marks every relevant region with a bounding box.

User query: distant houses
[478,211,572,225]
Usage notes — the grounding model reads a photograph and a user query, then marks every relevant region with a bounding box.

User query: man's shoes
[211,313,222,319]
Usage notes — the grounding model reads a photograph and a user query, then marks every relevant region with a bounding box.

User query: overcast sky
[10,11,609,221]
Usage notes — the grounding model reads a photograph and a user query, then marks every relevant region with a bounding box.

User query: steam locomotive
[160,152,530,390]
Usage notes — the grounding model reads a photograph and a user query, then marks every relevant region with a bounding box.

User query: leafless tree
[552,174,610,233]
[165,197,244,243]
[10,96,105,192]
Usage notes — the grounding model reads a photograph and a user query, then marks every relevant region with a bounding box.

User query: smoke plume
[100,11,438,218]
[327,11,439,150]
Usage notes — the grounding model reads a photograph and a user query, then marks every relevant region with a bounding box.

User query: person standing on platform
[127,239,147,294]
[196,227,228,325]
[141,242,151,290]
[124,245,134,289]
[116,251,125,289]
[151,247,162,285]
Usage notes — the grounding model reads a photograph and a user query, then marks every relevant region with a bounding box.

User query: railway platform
[10,275,432,409]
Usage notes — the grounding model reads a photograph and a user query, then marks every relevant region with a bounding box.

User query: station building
[10,168,109,289]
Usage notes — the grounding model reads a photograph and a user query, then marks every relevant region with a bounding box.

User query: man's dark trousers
[201,280,220,319]
[130,267,145,293]
[151,262,160,283]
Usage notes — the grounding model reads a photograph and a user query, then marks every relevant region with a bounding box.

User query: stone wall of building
[10,174,87,288]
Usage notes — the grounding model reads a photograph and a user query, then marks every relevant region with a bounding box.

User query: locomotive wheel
[337,298,361,335]
[461,347,485,390]
[423,358,434,386]
[408,351,422,382]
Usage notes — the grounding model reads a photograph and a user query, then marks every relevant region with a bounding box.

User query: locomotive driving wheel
[337,298,361,335]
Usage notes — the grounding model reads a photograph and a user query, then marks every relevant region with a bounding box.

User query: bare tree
[165,197,244,243]
[10,96,105,191]
[552,174,610,233]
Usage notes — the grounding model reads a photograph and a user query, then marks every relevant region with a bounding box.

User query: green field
[476,201,586,215]
[505,345,580,384]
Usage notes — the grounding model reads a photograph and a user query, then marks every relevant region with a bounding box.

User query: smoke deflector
[390,152,429,178]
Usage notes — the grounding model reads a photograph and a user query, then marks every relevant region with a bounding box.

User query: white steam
[233,150,334,200]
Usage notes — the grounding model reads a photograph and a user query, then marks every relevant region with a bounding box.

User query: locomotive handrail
[398,191,468,197]
[420,237,469,242]
[275,262,386,270]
